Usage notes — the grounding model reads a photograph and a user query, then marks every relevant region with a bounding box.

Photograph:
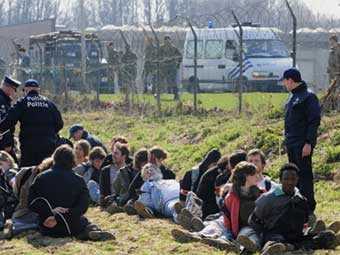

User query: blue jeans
[138,189,179,221]
[238,226,262,249]
[87,180,100,203]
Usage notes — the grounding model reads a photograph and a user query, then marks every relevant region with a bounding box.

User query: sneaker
[201,237,237,251]
[173,201,184,215]
[134,201,154,219]
[261,241,286,255]
[105,202,124,214]
[124,201,138,215]
[236,234,258,253]
[309,219,326,235]
[177,208,193,230]
[312,230,336,249]
[88,230,116,241]
[328,221,340,233]
[191,217,205,232]
[171,228,201,243]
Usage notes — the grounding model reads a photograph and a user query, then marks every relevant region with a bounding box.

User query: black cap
[24,79,39,88]
[280,68,302,82]
[3,76,21,89]
[69,124,84,138]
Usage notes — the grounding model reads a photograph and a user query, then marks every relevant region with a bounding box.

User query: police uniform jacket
[284,82,321,148]
[0,90,63,147]
[0,89,14,148]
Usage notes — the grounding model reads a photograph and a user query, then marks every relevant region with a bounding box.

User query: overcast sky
[303,0,340,18]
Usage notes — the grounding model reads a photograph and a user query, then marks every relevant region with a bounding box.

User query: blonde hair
[36,157,53,174]
[0,150,18,169]
[141,163,163,181]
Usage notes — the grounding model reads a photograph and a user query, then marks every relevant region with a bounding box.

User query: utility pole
[232,10,243,115]
[187,19,198,113]
[285,0,297,67]
[80,0,88,92]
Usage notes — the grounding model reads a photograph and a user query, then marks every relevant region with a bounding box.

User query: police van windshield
[185,40,204,59]
[244,39,289,58]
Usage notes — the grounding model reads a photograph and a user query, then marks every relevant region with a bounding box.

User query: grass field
[2,93,339,254]
[99,92,288,112]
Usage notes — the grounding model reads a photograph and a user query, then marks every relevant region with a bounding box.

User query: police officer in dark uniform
[282,68,321,220]
[0,79,64,167]
[0,76,21,162]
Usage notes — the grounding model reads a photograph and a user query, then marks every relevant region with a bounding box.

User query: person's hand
[43,216,57,228]
[53,207,69,214]
[302,143,312,158]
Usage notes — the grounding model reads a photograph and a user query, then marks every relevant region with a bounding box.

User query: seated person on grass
[172,162,263,253]
[127,146,176,211]
[247,148,277,192]
[0,151,17,233]
[28,145,114,241]
[74,140,91,166]
[105,147,148,214]
[179,148,221,205]
[74,146,107,204]
[10,157,53,237]
[102,136,131,168]
[248,163,337,255]
[174,150,247,236]
[99,140,129,209]
[196,154,230,219]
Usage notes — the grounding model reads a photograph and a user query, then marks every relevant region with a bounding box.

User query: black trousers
[20,141,56,167]
[287,145,316,213]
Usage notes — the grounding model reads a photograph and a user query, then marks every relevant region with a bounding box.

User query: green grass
[2,93,339,254]
[99,92,287,112]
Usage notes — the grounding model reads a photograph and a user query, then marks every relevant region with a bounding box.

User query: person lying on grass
[133,163,180,220]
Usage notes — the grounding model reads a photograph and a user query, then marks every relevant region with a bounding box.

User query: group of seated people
[0,126,339,254]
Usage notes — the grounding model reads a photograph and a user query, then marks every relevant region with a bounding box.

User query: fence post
[285,0,297,67]
[231,11,243,115]
[187,19,198,113]
[150,25,162,116]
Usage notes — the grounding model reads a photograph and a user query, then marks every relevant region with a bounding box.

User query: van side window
[205,40,223,59]
[225,40,236,59]
[185,40,203,59]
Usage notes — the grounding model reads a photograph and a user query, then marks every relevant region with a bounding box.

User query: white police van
[182,23,293,92]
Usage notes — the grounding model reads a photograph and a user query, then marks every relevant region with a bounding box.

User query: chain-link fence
[1,0,339,114]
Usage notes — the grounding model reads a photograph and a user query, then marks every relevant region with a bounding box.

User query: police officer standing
[0,79,63,167]
[282,68,321,220]
[0,76,21,162]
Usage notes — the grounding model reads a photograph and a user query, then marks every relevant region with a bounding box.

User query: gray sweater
[249,185,308,232]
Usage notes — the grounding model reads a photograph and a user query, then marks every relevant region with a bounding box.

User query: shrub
[326,146,340,163]
[331,131,340,146]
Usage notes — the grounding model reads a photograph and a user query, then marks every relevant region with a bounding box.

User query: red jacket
[223,191,240,238]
